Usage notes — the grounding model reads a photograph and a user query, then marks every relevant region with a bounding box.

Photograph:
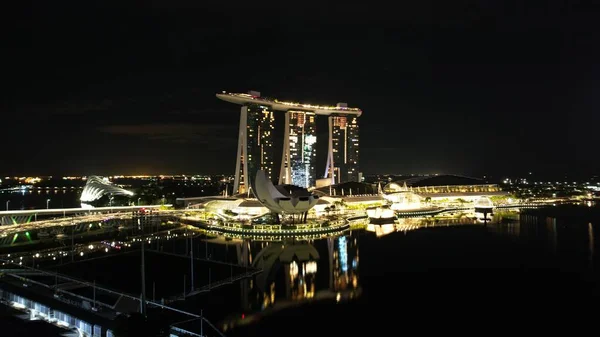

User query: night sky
[4,1,598,178]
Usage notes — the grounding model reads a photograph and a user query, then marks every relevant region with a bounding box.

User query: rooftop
[216,92,362,116]
[389,175,493,187]
[314,182,376,196]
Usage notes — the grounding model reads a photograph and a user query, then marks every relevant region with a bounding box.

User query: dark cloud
[98,123,236,145]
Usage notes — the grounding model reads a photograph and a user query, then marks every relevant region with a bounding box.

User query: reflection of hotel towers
[232,93,275,194]
[216,91,362,192]
[279,111,317,188]
[235,236,359,313]
[236,240,253,312]
[328,235,360,291]
[236,241,318,312]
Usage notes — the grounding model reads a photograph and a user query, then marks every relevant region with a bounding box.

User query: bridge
[0,205,173,248]
[0,262,226,337]
[0,205,169,225]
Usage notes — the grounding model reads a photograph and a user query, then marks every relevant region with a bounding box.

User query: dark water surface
[0,191,82,210]
[218,213,599,336]
[2,200,599,336]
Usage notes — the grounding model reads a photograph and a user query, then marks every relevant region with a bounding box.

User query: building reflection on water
[368,212,597,269]
[224,232,361,329]
[329,235,359,294]
[365,217,479,238]
[512,214,597,262]
[219,207,598,332]
[484,211,598,273]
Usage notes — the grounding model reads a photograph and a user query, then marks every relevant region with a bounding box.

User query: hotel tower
[231,91,275,194]
[217,91,362,193]
[329,113,360,183]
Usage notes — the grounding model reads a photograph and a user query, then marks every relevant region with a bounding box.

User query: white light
[57,320,70,327]
[305,261,317,274]
[105,248,109,252]
[80,252,84,256]
[11,302,26,309]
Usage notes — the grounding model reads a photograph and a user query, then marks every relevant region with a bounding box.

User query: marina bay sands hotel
[216,91,362,194]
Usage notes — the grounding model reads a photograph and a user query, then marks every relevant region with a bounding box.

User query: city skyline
[1,3,598,336]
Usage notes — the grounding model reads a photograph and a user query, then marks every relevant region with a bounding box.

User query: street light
[162,195,165,205]
[5,200,9,211]
[109,197,114,207]
[138,198,141,206]
[46,199,51,209]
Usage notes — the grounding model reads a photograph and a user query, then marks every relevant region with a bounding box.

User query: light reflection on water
[0,191,82,210]
[491,212,598,273]
[218,210,599,331]
[589,222,595,266]
[1,206,599,333]
[365,216,479,237]
[218,231,361,331]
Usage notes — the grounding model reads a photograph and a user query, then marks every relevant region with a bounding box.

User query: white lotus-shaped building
[80,176,135,203]
[253,170,319,214]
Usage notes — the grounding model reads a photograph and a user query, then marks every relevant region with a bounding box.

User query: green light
[25,232,32,241]
[11,233,18,244]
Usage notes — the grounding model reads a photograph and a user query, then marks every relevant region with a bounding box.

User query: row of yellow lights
[205,224,349,234]
[232,93,362,112]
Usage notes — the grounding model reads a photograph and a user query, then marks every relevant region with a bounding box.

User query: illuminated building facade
[227,236,361,326]
[216,92,362,191]
[287,259,318,301]
[280,111,317,188]
[246,104,276,185]
[328,114,360,183]
[239,242,319,313]
[329,235,360,292]
[232,95,276,194]
[80,176,134,203]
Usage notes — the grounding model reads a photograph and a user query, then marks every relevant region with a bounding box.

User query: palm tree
[333,200,347,214]
[456,198,468,207]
